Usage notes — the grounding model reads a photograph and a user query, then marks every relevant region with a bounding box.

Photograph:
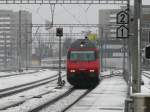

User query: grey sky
[0,0,149,33]
[0,4,122,24]
[0,0,149,25]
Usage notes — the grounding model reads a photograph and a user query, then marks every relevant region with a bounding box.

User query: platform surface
[67,76,127,112]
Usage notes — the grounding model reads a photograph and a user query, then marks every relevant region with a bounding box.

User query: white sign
[117,11,129,24]
[116,25,128,38]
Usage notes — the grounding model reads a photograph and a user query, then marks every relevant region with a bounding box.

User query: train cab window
[70,51,96,61]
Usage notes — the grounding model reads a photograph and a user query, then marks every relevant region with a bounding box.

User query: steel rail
[30,87,75,112]
[142,71,150,79]
[29,88,92,112]
[0,74,65,98]
[0,74,66,110]
[0,69,44,78]
[61,89,92,112]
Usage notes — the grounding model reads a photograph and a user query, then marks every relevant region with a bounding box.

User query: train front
[67,39,100,87]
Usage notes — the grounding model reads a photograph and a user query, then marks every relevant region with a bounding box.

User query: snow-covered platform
[68,76,127,112]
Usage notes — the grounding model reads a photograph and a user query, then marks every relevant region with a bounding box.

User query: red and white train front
[67,39,100,87]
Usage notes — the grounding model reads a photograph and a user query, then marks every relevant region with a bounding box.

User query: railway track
[29,72,122,112]
[0,74,66,110]
[0,69,45,78]
[100,71,122,80]
[0,70,118,112]
[142,71,150,79]
[0,74,65,98]
[30,88,92,112]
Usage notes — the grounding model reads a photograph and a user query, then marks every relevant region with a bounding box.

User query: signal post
[56,28,65,86]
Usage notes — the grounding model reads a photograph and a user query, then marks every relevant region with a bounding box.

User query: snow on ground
[67,76,127,112]
[100,71,112,76]
[141,71,150,93]
[1,80,71,112]
[100,69,122,77]
[0,69,39,77]
[2,70,149,112]
[0,69,60,90]
[1,70,126,112]
[0,69,67,112]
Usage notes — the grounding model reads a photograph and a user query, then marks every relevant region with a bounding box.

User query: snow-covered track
[29,87,75,112]
[0,69,45,78]
[61,89,91,112]
[30,88,92,112]
[0,74,64,98]
[100,72,122,80]
[143,71,150,79]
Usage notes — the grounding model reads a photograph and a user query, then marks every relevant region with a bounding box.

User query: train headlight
[70,69,76,73]
[90,70,95,72]
[80,44,83,47]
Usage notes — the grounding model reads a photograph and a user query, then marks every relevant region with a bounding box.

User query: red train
[67,39,100,87]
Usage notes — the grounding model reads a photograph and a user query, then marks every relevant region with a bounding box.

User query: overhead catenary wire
[49,4,56,25]
[34,4,56,43]
[78,5,89,24]
[78,4,92,32]
[61,5,81,24]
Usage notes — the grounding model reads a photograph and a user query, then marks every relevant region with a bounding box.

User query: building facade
[98,6,150,69]
[0,10,32,70]
[98,9,124,69]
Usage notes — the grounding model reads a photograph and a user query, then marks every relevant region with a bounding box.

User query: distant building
[98,5,150,69]
[98,9,124,69]
[99,9,121,38]
[0,10,32,70]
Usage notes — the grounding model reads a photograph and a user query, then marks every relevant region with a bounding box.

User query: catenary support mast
[132,0,142,93]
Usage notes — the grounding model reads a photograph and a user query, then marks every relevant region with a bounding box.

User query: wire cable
[49,4,56,25]
[61,5,81,24]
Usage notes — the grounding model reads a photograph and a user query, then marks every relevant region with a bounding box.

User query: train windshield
[70,51,96,61]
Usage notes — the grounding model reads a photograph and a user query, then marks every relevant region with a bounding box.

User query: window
[69,51,96,61]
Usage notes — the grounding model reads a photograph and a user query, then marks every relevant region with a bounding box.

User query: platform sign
[117,11,129,24]
[116,10,129,39]
[116,25,128,38]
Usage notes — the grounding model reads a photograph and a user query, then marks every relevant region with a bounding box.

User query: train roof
[70,39,97,49]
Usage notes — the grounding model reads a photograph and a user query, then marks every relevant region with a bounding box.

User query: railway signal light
[56,27,65,87]
[145,45,150,59]
[56,28,63,36]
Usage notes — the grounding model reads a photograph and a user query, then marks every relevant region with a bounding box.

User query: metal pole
[132,0,141,93]
[105,30,107,71]
[100,27,103,72]
[123,39,126,78]
[4,32,7,69]
[18,10,22,72]
[25,20,28,70]
[124,2,133,112]
[127,0,131,97]
[58,35,62,85]
[38,37,41,66]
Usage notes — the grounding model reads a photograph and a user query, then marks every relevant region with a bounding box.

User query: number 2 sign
[117,11,129,24]
[116,10,129,39]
